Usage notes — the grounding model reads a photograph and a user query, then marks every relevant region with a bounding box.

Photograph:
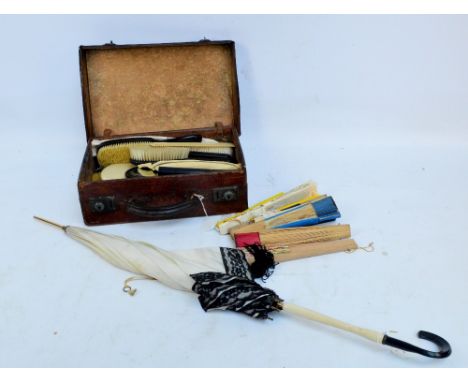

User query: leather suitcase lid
[79,40,241,141]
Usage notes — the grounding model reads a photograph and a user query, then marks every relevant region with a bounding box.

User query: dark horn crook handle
[382,330,452,358]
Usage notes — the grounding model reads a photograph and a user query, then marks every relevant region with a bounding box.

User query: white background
[0,15,467,367]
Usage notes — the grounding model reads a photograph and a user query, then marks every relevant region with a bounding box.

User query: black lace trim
[220,247,252,280]
[191,272,283,320]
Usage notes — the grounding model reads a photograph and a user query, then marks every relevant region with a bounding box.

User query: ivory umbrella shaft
[281,302,384,344]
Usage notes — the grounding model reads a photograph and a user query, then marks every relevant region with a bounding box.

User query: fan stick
[230,219,266,236]
[261,225,351,246]
[229,197,336,235]
[229,206,317,235]
[271,239,358,263]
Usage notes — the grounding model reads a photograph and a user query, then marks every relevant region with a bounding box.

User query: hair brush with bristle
[129,146,191,164]
[95,134,202,168]
[129,140,235,164]
[149,140,234,154]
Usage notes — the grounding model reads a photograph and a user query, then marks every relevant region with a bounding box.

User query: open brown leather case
[78,40,248,225]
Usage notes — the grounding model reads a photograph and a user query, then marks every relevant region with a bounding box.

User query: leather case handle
[126,196,199,218]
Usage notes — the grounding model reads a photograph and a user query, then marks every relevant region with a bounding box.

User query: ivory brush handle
[281,302,385,344]
[272,239,358,263]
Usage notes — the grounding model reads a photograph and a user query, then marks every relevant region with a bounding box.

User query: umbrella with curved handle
[34,216,451,359]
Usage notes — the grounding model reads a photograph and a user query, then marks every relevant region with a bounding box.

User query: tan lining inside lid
[85,44,235,137]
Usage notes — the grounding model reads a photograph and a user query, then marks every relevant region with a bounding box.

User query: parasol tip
[33,216,67,231]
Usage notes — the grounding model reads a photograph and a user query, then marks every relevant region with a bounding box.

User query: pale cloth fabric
[65,226,225,292]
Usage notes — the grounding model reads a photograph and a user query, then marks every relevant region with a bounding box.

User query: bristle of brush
[147,143,234,156]
[95,137,158,151]
[97,141,153,167]
[149,142,234,148]
[129,146,191,163]
[147,138,235,156]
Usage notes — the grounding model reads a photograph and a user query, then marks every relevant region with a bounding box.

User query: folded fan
[234,224,351,247]
[215,181,318,234]
[269,239,359,262]
[229,196,340,236]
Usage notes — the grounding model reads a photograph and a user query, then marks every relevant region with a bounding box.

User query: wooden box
[77,40,248,225]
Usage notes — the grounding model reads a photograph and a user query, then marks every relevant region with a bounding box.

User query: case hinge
[214,121,226,138]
